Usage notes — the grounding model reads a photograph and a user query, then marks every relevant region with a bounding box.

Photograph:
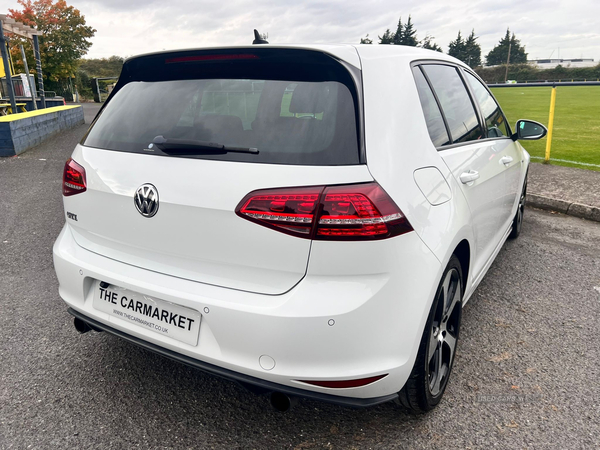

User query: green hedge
[475,64,600,84]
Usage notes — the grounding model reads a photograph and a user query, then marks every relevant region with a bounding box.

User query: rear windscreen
[83,50,361,165]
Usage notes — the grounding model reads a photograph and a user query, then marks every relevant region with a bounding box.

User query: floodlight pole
[96,78,101,102]
[32,34,45,108]
[20,44,37,110]
[504,42,512,83]
[0,21,17,113]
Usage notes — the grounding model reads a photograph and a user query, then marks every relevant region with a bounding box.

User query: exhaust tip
[269,392,297,412]
[73,317,92,334]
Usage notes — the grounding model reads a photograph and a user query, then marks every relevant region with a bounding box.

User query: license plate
[92,282,201,346]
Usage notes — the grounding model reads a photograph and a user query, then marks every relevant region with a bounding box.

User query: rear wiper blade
[152,135,258,154]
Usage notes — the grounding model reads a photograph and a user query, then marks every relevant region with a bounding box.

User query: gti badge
[134,184,159,218]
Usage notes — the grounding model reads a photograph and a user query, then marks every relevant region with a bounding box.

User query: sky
[3,0,600,63]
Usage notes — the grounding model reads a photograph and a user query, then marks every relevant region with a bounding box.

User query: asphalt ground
[1,103,599,449]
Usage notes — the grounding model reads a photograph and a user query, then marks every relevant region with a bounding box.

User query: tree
[392,17,404,45]
[420,34,442,52]
[448,31,466,61]
[378,29,394,45]
[392,16,419,46]
[485,28,528,66]
[360,34,373,44]
[75,56,124,100]
[464,30,482,68]
[375,16,419,46]
[8,0,96,83]
[399,16,419,46]
[448,30,481,67]
[367,15,437,49]
[78,56,124,78]
[449,30,481,67]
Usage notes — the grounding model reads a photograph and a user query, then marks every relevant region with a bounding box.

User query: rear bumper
[68,307,397,407]
[53,223,442,402]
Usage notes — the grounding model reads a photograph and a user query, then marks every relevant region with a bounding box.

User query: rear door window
[83,50,360,166]
[464,71,511,138]
[412,67,450,147]
[421,64,483,144]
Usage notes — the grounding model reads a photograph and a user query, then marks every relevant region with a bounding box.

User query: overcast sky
[4,0,600,63]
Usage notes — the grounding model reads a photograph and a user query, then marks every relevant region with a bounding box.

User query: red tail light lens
[317,183,412,239]
[63,158,87,196]
[235,182,412,240]
[236,186,323,237]
[165,54,259,64]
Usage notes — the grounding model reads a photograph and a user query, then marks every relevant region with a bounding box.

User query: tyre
[398,255,463,413]
[509,175,527,239]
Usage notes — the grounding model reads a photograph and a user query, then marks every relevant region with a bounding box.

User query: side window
[421,65,483,144]
[464,71,510,138]
[412,67,450,147]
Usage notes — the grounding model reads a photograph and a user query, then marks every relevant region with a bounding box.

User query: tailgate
[65,145,372,294]
[64,47,367,295]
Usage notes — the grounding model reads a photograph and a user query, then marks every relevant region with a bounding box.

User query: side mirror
[512,120,548,141]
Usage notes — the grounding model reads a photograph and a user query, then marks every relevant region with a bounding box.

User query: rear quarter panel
[356,47,475,293]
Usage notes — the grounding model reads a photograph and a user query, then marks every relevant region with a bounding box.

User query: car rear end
[53,45,442,405]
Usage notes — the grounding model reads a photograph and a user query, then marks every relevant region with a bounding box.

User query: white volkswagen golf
[53,44,547,413]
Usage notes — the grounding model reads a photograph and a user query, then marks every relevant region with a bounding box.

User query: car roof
[353,44,468,68]
[124,44,466,71]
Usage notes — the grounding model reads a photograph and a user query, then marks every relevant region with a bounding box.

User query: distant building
[528,58,596,69]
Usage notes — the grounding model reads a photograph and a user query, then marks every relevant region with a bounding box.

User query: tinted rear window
[83,50,361,166]
[412,67,450,147]
[421,64,483,144]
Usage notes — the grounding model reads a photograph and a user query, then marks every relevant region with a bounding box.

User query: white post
[20,44,37,110]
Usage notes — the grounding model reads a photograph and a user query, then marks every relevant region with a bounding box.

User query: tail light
[63,158,87,196]
[236,182,412,240]
[236,186,322,236]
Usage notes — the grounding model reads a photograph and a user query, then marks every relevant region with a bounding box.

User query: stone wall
[0,105,85,157]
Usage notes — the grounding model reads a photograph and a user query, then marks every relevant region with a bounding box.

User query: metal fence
[489,81,600,88]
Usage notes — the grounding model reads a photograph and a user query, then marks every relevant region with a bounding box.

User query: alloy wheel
[427,268,461,397]
[515,181,527,235]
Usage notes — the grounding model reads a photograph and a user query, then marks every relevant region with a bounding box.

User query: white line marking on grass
[530,156,600,168]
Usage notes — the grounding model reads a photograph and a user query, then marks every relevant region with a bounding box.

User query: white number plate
[92,282,201,346]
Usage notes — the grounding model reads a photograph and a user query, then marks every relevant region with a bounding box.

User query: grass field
[491,86,600,171]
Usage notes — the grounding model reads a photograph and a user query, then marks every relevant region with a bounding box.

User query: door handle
[459,170,480,185]
[500,156,513,166]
